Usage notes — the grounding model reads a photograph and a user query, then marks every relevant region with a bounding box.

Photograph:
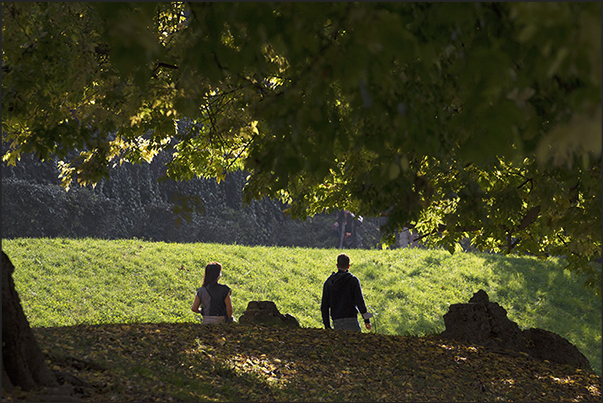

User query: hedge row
[2,152,382,248]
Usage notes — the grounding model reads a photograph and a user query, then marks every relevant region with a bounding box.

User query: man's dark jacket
[321,270,369,329]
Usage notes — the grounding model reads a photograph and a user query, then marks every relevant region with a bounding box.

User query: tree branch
[413,224,480,242]
[517,205,541,231]
[156,62,178,70]
[517,178,533,190]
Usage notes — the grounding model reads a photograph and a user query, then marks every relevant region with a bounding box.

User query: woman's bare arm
[191,294,201,313]
[224,292,233,319]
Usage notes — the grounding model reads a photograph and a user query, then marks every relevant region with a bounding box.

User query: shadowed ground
[3,322,600,402]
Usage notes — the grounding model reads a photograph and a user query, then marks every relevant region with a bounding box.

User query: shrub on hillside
[2,154,384,248]
[1,178,121,239]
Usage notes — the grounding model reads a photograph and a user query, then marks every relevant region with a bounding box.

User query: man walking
[321,253,372,331]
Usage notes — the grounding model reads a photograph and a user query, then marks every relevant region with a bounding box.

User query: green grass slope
[3,237,601,376]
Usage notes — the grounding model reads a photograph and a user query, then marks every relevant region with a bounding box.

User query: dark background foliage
[2,149,383,248]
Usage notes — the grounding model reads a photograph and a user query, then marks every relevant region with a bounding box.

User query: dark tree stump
[2,251,58,390]
[238,301,300,329]
[441,289,592,370]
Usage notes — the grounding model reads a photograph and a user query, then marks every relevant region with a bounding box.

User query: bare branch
[517,205,541,231]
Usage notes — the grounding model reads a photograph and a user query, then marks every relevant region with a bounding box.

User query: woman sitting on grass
[191,262,234,324]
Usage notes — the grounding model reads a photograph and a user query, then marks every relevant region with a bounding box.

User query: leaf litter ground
[4,323,601,402]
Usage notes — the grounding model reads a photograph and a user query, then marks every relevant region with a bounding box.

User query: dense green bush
[2,151,382,248]
[1,178,121,239]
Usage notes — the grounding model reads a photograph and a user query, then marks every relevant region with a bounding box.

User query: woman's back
[200,283,231,316]
[191,261,234,324]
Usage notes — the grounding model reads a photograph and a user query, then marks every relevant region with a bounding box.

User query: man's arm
[320,281,332,329]
[352,278,371,329]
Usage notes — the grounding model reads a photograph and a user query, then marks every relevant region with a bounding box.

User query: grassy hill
[2,238,601,401]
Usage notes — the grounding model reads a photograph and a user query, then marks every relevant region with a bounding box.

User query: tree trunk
[2,251,58,390]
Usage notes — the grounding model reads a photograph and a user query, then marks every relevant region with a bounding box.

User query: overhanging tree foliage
[1,2,601,388]
[3,1,600,286]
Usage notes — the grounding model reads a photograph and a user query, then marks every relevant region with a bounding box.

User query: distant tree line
[2,149,382,249]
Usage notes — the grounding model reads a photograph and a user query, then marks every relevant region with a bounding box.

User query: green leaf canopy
[2,2,601,293]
